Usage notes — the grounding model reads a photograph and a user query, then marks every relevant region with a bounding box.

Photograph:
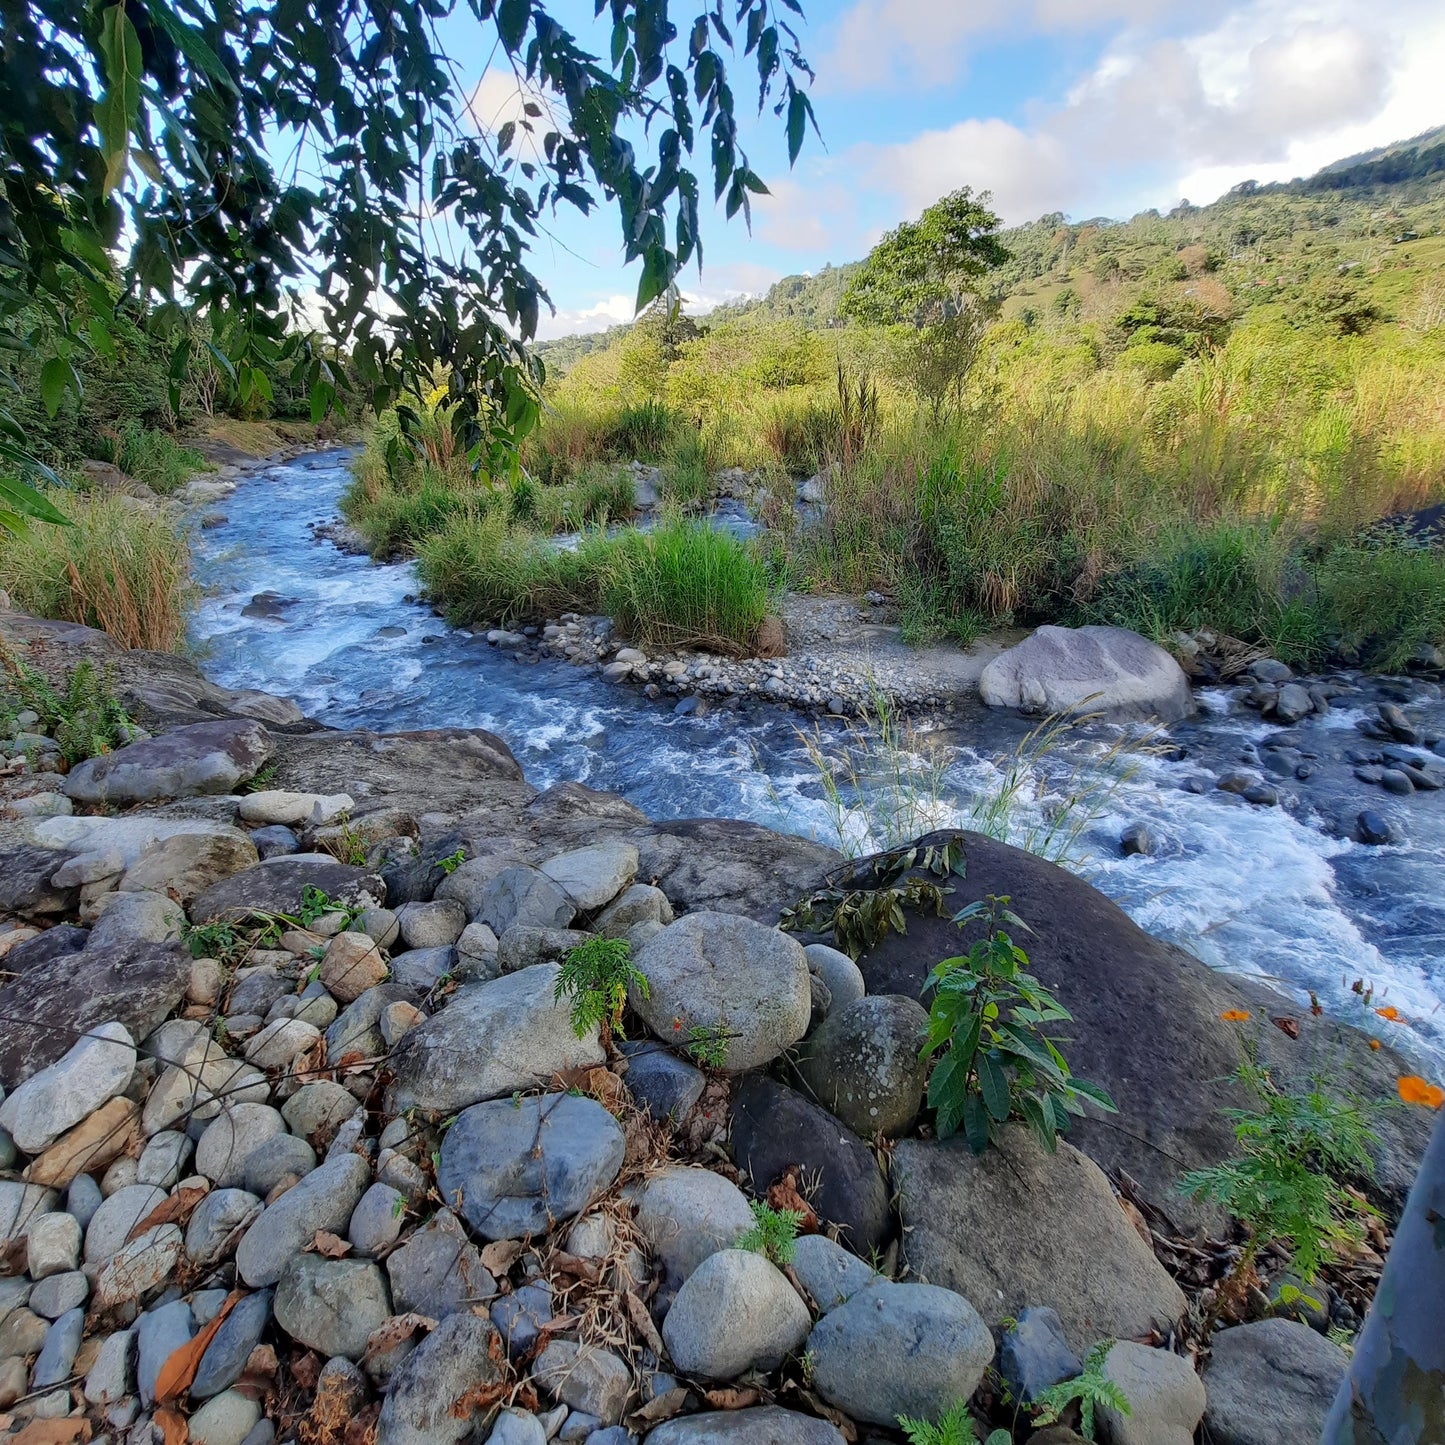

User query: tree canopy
[0,0,818,524]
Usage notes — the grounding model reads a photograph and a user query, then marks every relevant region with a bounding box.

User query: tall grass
[0,493,195,650]
[101,422,210,496]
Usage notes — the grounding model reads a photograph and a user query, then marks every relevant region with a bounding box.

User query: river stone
[645,1407,846,1444]
[143,1053,270,1134]
[1274,683,1314,724]
[496,926,592,974]
[26,1211,81,1278]
[190,854,383,924]
[1202,1318,1348,1445]
[90,889,185,947]
[385,1208,496,1317]
[376,1312,502,1445]
[1,924,88,973]
[238,791,353,827]
[393,899,466,950]
[119,830,260,905]
[793,994,928,1138]
[30,1270,88,1320]
[244,1016,321,1070]
[389,964,604,1113]
[243,1133,317,1197]
[979,625,1194,723]
[1099,1341,1205,1445]
[595,884,673,938]
[52,851,124,887]
[0,1306,46,1359]
[389,945,456,990]
[0,938,187,1087]
[790,1234,877,1314]
[195,1104,287,1187]
[533,1341,632,1425]
[661,1250,811,1380]
[84,1327,136,1405]
[65,719,273,804]
[804,944,865,1013]
[31,1305,83,1388]
[281,1080,359,1145]
[349,1182,405,1256]
[490,1282,553,1359]
[274,1255,391,1360]
[633,1167,755,1291]
[318,931,390,1004]
[251,825,298,859]
[731,1075,891,1256]
[893,1128,1186,1351]
[631,913,811,1073]
[807,1279,993,1427]
[0,1020,135,1152]
[616,1041,705,1121]
[84,1183,168,1265]
[190,1390,263,1445]
[436,1092,624,1240]
[994,1306,1080,1407]
[0,1181,57,1243]
[66,1173,102,1230]
[486,1410,547,1445]
[93,1221,184,1309]
[0,844,78,917]
[474,865,577,934]
[137,1298,194,1406]
[538,841,639,910]
[191,1288,273,1399]
[235,1152,371,1286]
[185,1188,263,1266]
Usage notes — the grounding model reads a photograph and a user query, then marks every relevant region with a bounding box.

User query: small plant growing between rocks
[781,835,966,959]
[1179,1043,1379,1286]
[297,885,362,929]
[685,1023,729,1069]
[1,651,136,765]
[436,847,467,875]
[555,936,648,1046]
[920,895,1116,1153]
[736,1200,803,1266]
[896,1402,1009,1445]
[240,760,280,793]
[183,919,243,963]
[1029,1340,1129,1440]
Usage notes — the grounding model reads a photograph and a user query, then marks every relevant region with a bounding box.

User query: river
[189,448,1445,1068]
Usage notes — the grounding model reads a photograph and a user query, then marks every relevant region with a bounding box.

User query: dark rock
[1202,1318,1348,1445]
[0,938,188,1086]
[1248,659,1293,684]
[388,946,457,990]
[1217,771,1261,795]
[474,866,576,935]
[1357,812,1397,846]
[376,1312,503,1445]
[1398,762,1443,791]
[490,1282,553,1359]
[617,1042,705,1121]
[1379,768,1415,796]
[0,845,77,917]
[1242,783,1279,806]
[191,1289,272,1399]
[1273,684,1313,723]
[65,719,273,805]
[1000,1306,1081,1405]
[644,1407,845,1444]
[385,1209,496,1318]
[1119,822,1154,857]
[730,1075,891,1256]
[1353,765,1385,785]
[1377,702,1417,744]
[3,925,89,971]
[191,853,383,923]
[249,826,299,860]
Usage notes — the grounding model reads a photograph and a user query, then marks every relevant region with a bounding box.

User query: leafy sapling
[920,895,1117,1153]
[1030,1341,1130,1440]
[736,1200,803,1267]
[436,847,467,875]
[555,936,649,1046]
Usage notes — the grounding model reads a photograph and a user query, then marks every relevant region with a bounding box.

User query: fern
[897,1403,1009,1445]
[736,1200,802,1266]
[554,936,648,1043]
[1031,1341,1130,1441]
[1,652,135,765]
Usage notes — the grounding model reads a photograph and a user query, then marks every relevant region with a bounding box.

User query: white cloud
[754,176,858,251]
[534,294,635,341]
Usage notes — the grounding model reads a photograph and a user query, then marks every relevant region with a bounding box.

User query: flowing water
[190,449,1445,1068]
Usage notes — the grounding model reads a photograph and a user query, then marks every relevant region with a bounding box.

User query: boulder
[385,1208,496,1318]
[804,944,865,1013]
[806,1279,994,1427]
[234,1152,370,1286]
[473,865,576,934]
[194,1105,287,1188]
[1099,1342,1206,1445]
[435,1092,624,1240]
[792,995,929,1138]
[388,965,604,1113]
[978,624,1194,723]
[660,1249,812,1379]
[394,899,466,950]
[118,830,259,905]
[595,884,673,938]
[274,1255,391,1360]
[538,841,639,910]
[0,845,78,917]
[496,926,591,974]
[632,913,811,1072]
[644,1407,845,1444]
[1202,1318,1349,1445]
[789,1234,877,1314]
[0,1021,135,1152]
[632,1167,756,1291]
[185,1191,263,1267]
[849,830,1430,1222]
[190,854,383,924]
[1000,1307,1081,1406]
[730,1076,891,1256]
[375,1312,502,1445]
[238,791,353,828]
[0,938,187,1087]
[892,1128,1186,1352]
[65,719,273,804]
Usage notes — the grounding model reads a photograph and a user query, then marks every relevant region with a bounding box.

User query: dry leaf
[342,1403,381,1445]
[448,1382,510,1418]
[361,1312,436,1365]
[155,1292,241,1404]
[548,1251,601,1281]
[11,1421,93,1445]
[154,1408,188,1445]
[630,1387,689,1425]
[127,1185,208,1242]
[309,1230,352,1258]
[705,1387,760,1411]
[766,1167,819,1233]
[290,1352,324,1392]
[1271,1015,1301,1040]
[623,1291,665,1358]
[479,1239,523,1275]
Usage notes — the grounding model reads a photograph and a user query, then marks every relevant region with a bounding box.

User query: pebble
[191,1290,274,1399]
[189,1390,263,1445]
[273,1255,391,1360]
[348,1182,406,1256]
[235,1152,370,1286]
[137,1298,195,1406]
[26,1211,81,1278]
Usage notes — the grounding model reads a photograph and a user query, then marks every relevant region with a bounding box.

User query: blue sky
[456,1,1445,336]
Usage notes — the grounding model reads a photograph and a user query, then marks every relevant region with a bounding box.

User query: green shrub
[1117,339,1186,382]
[607,399,684,460]
[760,395,839,475]
[104,421,209,495]
[1031,1341,1130,1440]
[897,1405,1009,1445]
[736,1200,803,1265]
[555,936,648,1044]
[920,895,1116,1152]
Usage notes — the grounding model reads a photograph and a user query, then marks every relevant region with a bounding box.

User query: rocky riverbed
[0,609,1434,1445]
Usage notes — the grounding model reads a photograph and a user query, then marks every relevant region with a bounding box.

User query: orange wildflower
[1375,1006,1404,1022]
[1369,1039,1381,1050]
[1219,1009,1250,1023]
[1397,1075,1445,1109]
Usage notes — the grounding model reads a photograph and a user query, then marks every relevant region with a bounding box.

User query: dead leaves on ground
[154,1292,241,1405]
[127,1186,208,1242]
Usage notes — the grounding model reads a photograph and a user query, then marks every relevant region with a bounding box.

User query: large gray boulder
[1202,1318,1349,1445]
[1100,1341,1205,1445]
[64,719,273,804]
[893,1127,1186,1351]
[190,854,383,924]
[979,624,1193,723]
[376,1312,502,1445]
[644,1407,845,1444]
[435,1092,624,1240]
[632,1167,756,1291]
[806,1279,994,1427]
[538,841,638,910]
[388,965,604,1113]
[0,1021,135,1152]
[632,913,811,1073]
[792,995,929,1138]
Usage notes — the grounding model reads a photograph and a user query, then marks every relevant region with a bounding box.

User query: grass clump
[0,492,195,650]
[101,421,209,495]
[736,1200,803,1266]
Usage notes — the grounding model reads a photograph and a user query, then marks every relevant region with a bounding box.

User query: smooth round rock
[274,1255,391,1360]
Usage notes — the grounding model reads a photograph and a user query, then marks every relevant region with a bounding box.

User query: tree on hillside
[0,0,818,527]
[840,187,1007,418]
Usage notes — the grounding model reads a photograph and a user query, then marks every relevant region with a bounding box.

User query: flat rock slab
[31,815,248,868]
[0,939,188,1087]
[436,1092,624,1240]
[644,1407,846,1444]
[190,854,383,924]
[65,719,273,804]
[893,1126,1186,1352]
[979,623,1194,723]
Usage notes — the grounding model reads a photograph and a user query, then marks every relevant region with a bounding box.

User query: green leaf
[87,318,116,360]
[39,357,71,417]
[147,0,237,91]
[1068,1077,1119,1114]
[0,473,71,529]
[963,1093,991,1154]
[96,4,144,196]
[978,1051,1011,1123]
[497,0,529,52]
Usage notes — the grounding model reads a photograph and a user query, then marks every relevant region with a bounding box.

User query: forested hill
[536,123,1445,370]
